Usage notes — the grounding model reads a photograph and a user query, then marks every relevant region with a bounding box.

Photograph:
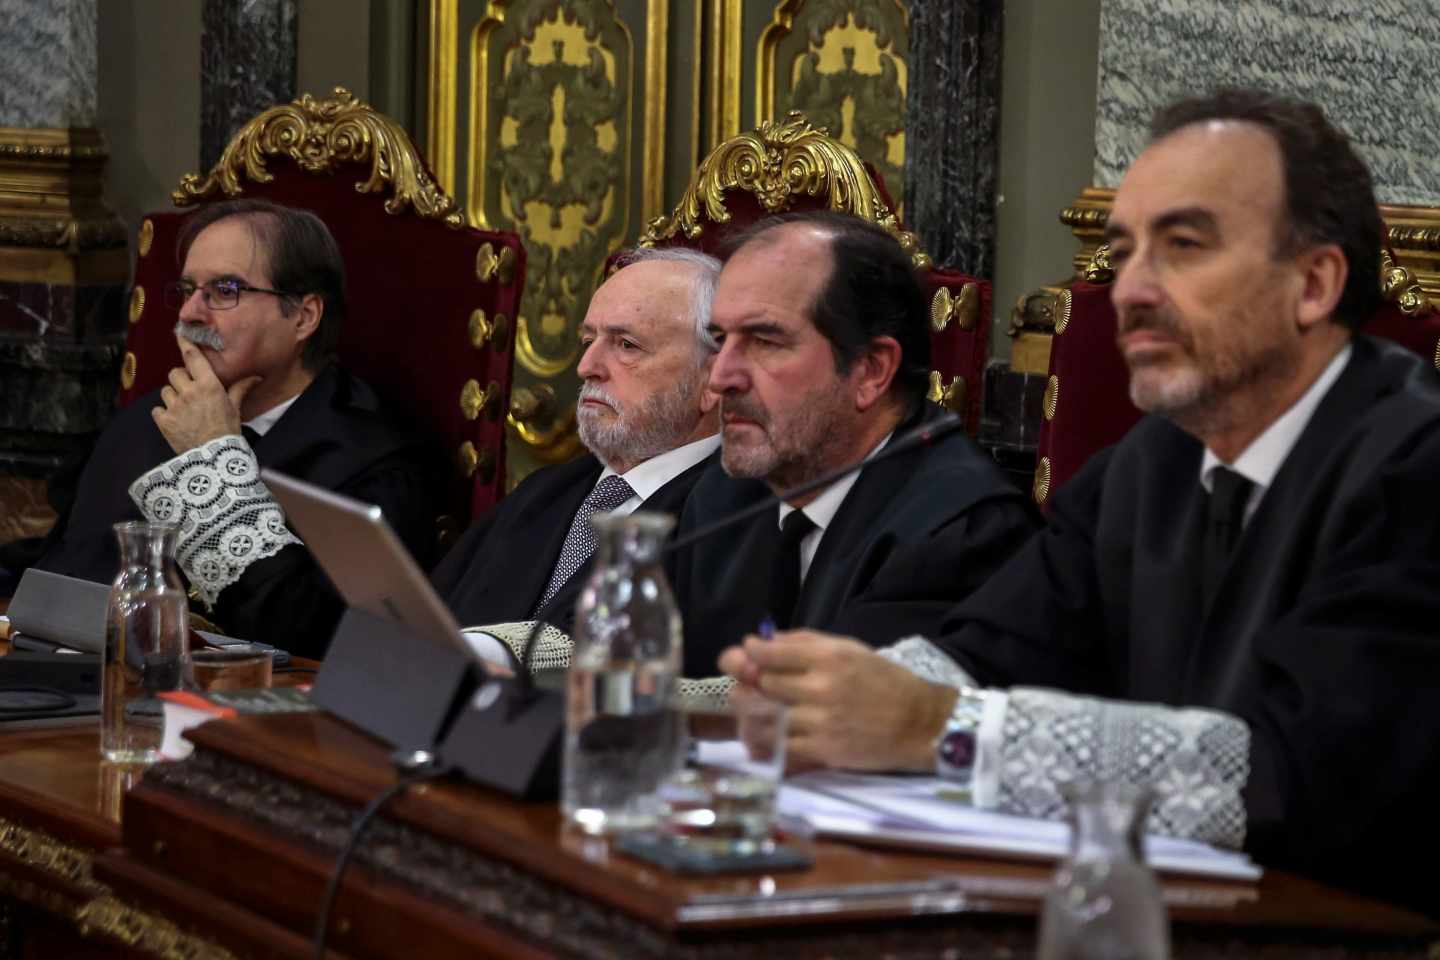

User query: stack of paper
[694,742,1262,881]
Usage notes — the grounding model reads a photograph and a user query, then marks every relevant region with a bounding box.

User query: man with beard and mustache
[431,247,721,656]
[32,199,431,657]
[670,211,1038,680]
[718,90,1440,912]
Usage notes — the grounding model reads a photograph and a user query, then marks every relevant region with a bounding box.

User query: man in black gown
[36,199,430,657]
[720,90,1440,910]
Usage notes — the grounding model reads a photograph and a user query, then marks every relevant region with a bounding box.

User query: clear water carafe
[562,511,684,834]
[1037,781,1171,960]
[102,521,189,763]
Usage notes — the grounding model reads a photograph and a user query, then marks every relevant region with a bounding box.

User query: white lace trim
[879,635,979,688]
[478,620,736,710]
[997,687,1251,849]
[128,434,301,607]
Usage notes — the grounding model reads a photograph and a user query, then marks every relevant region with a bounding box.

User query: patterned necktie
[1200,467,1254,610]
[534,474,635,614]
[768,509,817,630]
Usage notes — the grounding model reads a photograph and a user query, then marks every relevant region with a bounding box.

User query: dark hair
[1150,88,1381,330]
[729,211,931,402]
[176,198,348,369]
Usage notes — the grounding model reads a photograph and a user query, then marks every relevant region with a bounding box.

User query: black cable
[273,666,319,675]
[312,764,453,960]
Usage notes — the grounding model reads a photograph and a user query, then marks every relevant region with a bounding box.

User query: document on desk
[694,742,1262,882]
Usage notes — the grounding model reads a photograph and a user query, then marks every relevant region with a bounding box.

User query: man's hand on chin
[153,336,262,454]
[718,629,959,773]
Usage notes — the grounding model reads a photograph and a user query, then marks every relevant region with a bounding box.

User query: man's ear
[293,293,324,344]
[1294,243,1347,331]
[853,335,902,412]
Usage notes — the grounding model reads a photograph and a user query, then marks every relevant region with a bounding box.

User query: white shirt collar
[1200,343,1351,517]
[243,393,301,437]
[778,432,893,580]
[596,433,720,515]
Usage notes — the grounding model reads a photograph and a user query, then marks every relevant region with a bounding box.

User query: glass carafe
[102,521,189,762]
[1037,781,1171,960]
[562,511,684,834]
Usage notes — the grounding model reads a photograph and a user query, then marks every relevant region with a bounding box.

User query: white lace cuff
[128,434,301,608]
[879,635,979,688]
[469,620,736,711]
[995,687,1251,849]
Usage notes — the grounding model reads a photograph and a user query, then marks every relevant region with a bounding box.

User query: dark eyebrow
[736,320,788,338]
[1105,206,1219,245]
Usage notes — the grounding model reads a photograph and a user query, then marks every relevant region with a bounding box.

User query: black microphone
[441,408,965,798]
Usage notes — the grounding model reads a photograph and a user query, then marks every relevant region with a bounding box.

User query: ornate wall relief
[758,0,909,207]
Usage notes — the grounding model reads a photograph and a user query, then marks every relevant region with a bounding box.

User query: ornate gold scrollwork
[0,814,104,895]
[1380,249,1428,316]
[639,111,931,269]
[459,379,501,421]
[1043,375,1059,421]
[138,219,154,257]
[128,286,145,324]
[1033,456,1052,505]
[925,370,965,414]
[120,351,137,390]
[172,87,463,227]
[1083,243,1114,284]
[469,308,509,350]
[471,242,516,287]
[76,895,240,960]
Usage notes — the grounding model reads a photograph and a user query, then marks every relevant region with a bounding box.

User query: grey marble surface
[0,0,97,127]
[1095,0,1440,205]
[200,0,297,171]
[905,0,1004,276]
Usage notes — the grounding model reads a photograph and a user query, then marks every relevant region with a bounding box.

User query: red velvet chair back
[117,89,524,541]
[633,111,990,434]
[1033,243,1440,509]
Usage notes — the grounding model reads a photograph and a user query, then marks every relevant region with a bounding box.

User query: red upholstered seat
[632,111,990,434]
[1032,244,1440,509]
[117,89,524,542]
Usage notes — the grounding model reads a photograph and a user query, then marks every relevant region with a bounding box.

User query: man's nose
[1111,247,1163,315]
[707,340,748,394]
[177,286,209,323]
[576,339,606,381]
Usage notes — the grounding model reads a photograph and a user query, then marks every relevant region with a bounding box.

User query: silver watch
[934,686,987,784]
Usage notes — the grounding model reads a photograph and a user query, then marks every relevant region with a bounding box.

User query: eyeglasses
[163,279,289,311]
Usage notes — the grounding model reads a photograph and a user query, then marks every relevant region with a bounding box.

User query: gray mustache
[174,320,225,351]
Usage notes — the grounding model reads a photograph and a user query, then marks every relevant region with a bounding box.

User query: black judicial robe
[673,402,1040,678]
[36,364,432,658]
[431,450,715,633]
[934,336,1440,910]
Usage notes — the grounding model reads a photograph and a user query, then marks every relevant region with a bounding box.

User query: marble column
[200,0,297,171]
[903,0,1003,278]
[0,0,127,551]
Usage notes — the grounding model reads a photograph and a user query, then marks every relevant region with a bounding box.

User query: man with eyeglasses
[34,199,431,657]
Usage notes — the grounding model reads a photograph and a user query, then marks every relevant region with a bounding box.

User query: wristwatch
[934,686,987,784]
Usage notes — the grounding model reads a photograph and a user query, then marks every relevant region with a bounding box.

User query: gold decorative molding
[76,895,240,960]
[474,242,517,285]
[172,87,463,227]
[427,0,460,194]
[1043,375,1059,421]
[1381,249,1428,316]
[138,219,155,257]
[120,351,137,390]
[643,0,668,224]
[1083,243,1114,285]
[0,126,126,252]
[640,110,930,269]
[706,0,743,152]
[0,814,104,896]
[129,286,146,324]
[456,441,497,483]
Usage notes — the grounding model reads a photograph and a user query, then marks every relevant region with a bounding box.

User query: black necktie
[533,475,635,614]
[768,510,817,630]
[1201,467,1253,609]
